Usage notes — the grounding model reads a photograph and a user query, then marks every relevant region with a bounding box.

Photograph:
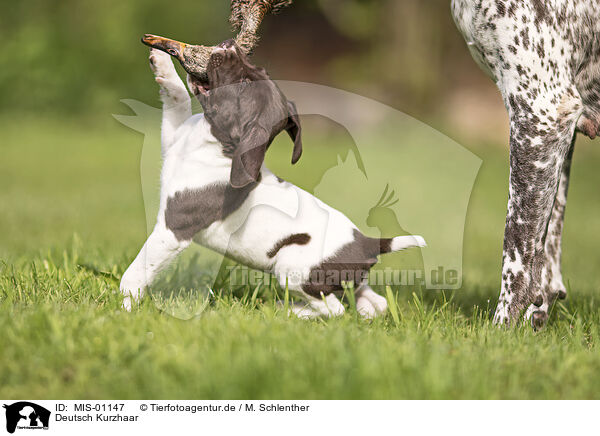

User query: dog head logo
[3,402,50,434]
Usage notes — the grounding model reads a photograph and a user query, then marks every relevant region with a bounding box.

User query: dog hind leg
[524,141,574,325]
[494,78,581,326]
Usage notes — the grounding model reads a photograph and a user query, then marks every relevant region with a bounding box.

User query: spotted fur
[230,0,293,52]
[452,0,600,327]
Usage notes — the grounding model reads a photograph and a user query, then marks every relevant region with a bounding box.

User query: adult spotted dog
[452,0,600,327]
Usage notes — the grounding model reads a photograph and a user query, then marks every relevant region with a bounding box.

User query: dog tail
[378,235,426,254]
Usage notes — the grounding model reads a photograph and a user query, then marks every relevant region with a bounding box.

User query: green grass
[2,115,600,399]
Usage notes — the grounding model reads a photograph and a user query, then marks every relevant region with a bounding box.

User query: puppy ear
[186,73,208,106]
[230,126,270,188]
[285,101,302,164]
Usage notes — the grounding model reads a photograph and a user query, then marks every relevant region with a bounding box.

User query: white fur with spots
[452,0,599,327]
[120,49,426,317]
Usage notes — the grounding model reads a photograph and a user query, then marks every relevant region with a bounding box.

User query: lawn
[2,114,600,399]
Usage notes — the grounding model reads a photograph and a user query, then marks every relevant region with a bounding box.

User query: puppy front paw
[122,295,133,312]
[119,278,144,312]
[155,77,188,102]
[149,48,177,78]
[149,49,188,102]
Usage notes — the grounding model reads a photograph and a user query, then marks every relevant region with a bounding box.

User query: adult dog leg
[494,81,581,325]
[149,49,191,152]
[525,142,574,327]
[120,224,190,310]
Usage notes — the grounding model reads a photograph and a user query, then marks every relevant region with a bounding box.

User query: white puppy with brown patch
[120,42,425,318]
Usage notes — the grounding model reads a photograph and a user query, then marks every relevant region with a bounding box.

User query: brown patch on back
[267,233,311,258]
[164,181,258,241]
[379,238,392,254]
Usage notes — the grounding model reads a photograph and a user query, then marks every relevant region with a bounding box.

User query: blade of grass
[344,282,357,319]
[283,277,289,315]
[386,285,400,327]
[249,282,261,308]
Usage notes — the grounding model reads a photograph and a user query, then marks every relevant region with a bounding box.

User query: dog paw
[122,296,133,312]
[356,296,376,319]
[530,310,548,330]
[323,293,346,317]
[120,279,142,312]
[280,294,346,319]
[551,279,567,300]
[149,49,188,100]
[300,294,345,318]
[149,49,177,79]
[155,77,188,103]
[356,287,387,315]
[492,304,510,326]
[287,302,321,319]
[366,292,388,314]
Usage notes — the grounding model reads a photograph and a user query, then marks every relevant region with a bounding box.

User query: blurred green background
[3,0,600,400]
[3,0,600,303]
[0,0,503,136]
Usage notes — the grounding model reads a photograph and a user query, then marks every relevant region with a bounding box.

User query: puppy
[120,40,426,318]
